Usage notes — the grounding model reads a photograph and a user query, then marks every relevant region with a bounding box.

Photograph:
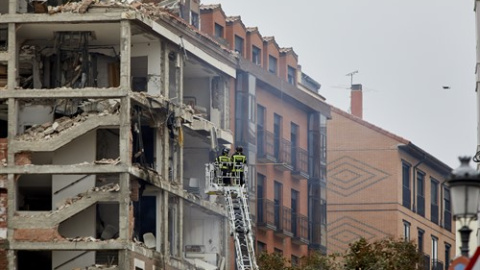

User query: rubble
[16,100,120,142]
[54,183,120,212]
[94,158,121,165]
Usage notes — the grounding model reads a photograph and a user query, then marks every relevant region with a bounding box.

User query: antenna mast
[346,70,359,87]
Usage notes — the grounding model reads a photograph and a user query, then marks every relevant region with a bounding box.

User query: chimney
[350,84,363,119]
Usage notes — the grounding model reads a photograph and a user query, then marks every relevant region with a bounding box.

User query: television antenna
[346,70,359,87]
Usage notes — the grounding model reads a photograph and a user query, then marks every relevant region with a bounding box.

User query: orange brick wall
[226,21,246,55]
[246,30,263,65]
[0,138,6,162]
[263,40,280,75]
[255,83,310,258]
[200,8,226,39]
[279,51,297,82]
[327,108,455,262]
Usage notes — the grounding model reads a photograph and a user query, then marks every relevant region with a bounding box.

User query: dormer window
[214,23,224,38]
[287,66,295,85]
[234,35,244,56]
[190,11,199,29]
[268,55,277,74]
[252,46,261,65]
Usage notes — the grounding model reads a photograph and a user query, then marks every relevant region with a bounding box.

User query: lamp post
[446,157,480,257]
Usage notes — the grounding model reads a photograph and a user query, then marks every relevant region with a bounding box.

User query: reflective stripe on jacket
[216,155,230,169]
[232,154,246,171]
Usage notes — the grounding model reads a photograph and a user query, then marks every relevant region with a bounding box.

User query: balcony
[274,206,293,238]
[292,214,309,245]
[257,198,276,231]
[257,130,276,163]
[274,138,293,172]
[291,147,309,180]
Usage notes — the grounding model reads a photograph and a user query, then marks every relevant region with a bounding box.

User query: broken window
[0,26,7,51]
[131,56,148,92]
[133,195,156,243]
[0,64,6,88]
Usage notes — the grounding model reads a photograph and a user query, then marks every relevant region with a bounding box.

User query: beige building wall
[327,107,455,267]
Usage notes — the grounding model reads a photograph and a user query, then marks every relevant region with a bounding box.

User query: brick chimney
[350,84,363,119]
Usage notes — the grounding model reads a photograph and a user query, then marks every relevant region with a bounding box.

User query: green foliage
[257,237,423,270]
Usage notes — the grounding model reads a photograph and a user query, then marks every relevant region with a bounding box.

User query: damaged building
[0,0,330,269]
[0,0,238,269]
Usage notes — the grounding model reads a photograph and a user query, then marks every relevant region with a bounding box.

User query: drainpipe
[412,155,426,213]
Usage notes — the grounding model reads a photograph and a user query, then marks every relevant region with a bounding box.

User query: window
[445,243,451,270]
[291,123,298,170]
[252,46,261,65]
[291,189,299,235]
[274,181,282,228]
[268,55,277,74]
[443,187,451,231]
[257,174,265,223]
[257,241,266,254]
[431,179,439,224]
[257,105,266,156]
[403,220,410,241]
[416,171,425,217]
[190,11,199,29]
[235,35,244,56]
[214,23,224,38]
[417,229,424,253]
[287,66,296,85]
[291,255,299,267]
[432,236,438,264]
[273,114,282,159]
[274,248,283,254]
[402,162,411,209]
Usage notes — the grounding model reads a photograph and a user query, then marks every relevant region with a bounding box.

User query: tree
[257,237,423,270]
[343,237,423,270]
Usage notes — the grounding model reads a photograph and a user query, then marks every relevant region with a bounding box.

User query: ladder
[204,163,258,270]
[225,187,258,270]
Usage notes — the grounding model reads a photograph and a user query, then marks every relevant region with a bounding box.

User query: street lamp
[447,156,480,257]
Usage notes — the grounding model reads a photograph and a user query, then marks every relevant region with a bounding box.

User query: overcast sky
[201,0,477,169]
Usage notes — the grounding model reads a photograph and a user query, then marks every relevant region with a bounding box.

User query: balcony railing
[422,254,430,270]
[444,210,452,231]
[292,214,309,245]
[292,147,309,179]
[257,198,276,230]
[274,206,293,238]
[431,204,439,224]
[257,130,276,163]
[273,138,293,171]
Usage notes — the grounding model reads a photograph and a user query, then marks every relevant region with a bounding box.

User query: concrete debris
[0,159,6,167]
[16,110,118,141]
[80,99,120,114]
[55,183,120,211]
[81,265,118,270]
[65,236,98,242]
[133,237,148,249]
[94,158,121,165]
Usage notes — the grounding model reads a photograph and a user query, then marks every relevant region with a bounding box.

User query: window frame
[268,55,277,74]
[252,45,261,65]
[234,35,244,56]
[287,65,296,85]
[214,23,224,38]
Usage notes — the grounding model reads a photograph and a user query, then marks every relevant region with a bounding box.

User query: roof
[199,4,221,11]
[331,106,451,175]
[279,47,298,60]
[226,16,240,23]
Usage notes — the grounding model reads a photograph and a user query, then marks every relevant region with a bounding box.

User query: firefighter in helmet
[216,148,231,185]
[232,146,247,186]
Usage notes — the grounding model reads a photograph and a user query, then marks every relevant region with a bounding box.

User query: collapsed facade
[0,0,331,269]
[0,1,238,269]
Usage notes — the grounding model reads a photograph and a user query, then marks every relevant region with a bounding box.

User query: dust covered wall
[131,42,162,95]
[95,53,121,88]
[18,105,54,133]
[184,77,210,110]
[183,206,222,256]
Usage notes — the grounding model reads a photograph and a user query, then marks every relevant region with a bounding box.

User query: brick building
[327,85,455,269]
[0,0,241,269]
[200,4,330,262]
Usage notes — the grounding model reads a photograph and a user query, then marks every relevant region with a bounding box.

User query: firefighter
[216,148,231,185]
[232,146,247,186]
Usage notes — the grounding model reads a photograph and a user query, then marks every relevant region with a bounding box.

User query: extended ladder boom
[205,162,258,270]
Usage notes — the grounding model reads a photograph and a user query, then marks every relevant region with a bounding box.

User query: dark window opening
[132,124,155,169]
[417,171,425,216]
[18,176,51,211]
[273,114,282,160]
[235,35,244,56]
[431,179,439,224]
[402,162,411,209]
[134,195,156,243]
[252,46,261,65]
[444,187,451,231]
[274,181,282,228]
[190,11,199,29]
[268,55,277,74]
[214,23,224,38]
[287,66,296,85]
[18,250,52,270]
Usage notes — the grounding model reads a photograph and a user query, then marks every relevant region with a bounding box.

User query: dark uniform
[232,146,247,186]
[216,148,231,185]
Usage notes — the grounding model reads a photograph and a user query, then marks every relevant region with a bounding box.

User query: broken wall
[18,104,54,134]
[131,42,162,95]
